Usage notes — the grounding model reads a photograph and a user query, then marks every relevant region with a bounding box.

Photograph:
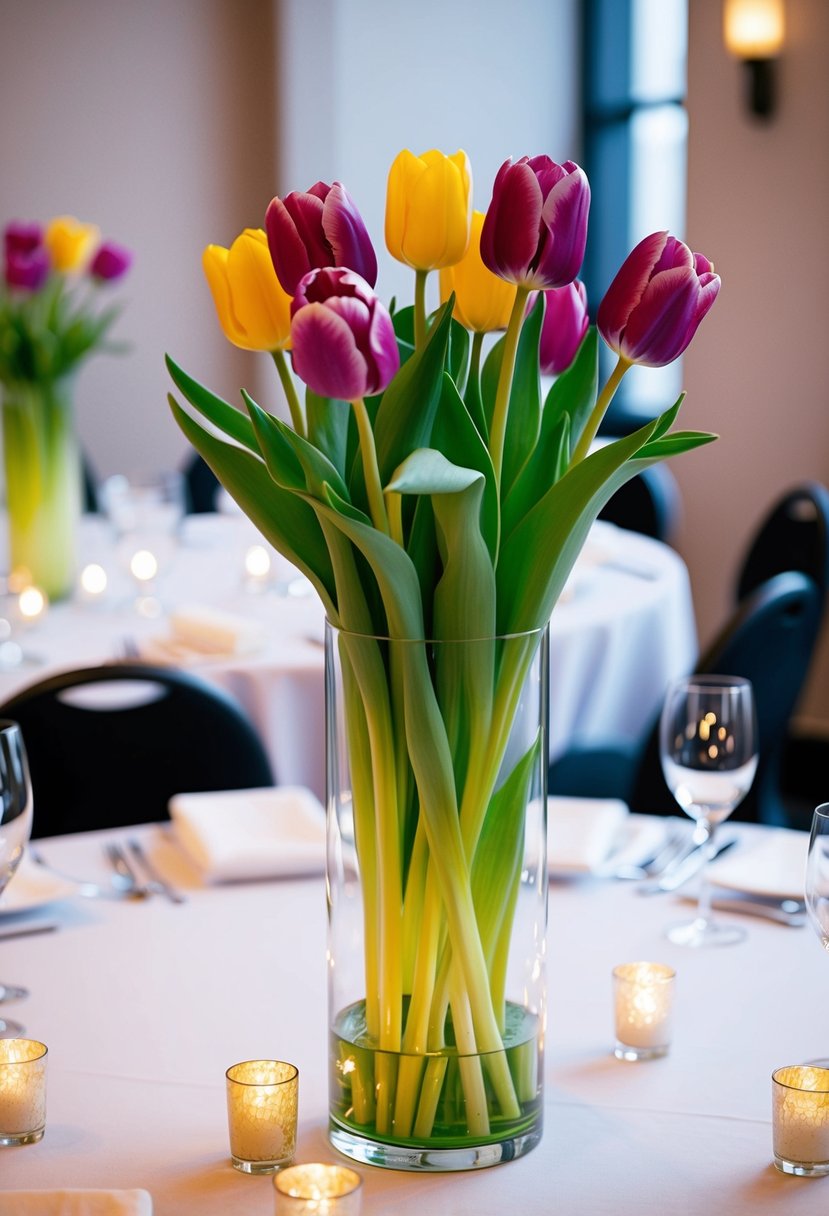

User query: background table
[0,514,698,804]
[0,820,822,1213]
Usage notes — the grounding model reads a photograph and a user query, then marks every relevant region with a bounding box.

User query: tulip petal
[291,302,369,400]
[536,167,590,287]
[481,161,544,284]
[385,149,423,264]
[203,244,247,348]
[323,183,378,286]
[403,155,469,270]
[621,266,700,366]
[597,231,669,350]
[229,229,292,351]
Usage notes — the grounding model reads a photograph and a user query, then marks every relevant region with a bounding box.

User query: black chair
[183,451,222,514]
[0,663,274,838]
[597,464,681,544]
[549,571,823,826]
[736,481,829,605]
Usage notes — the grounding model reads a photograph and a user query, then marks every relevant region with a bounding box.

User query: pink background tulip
[290,267,399,400]
[539,280,589,375]
[90,240,132,282]
[266,181,377,297]
[480,156,590,290]
[4,221,44,257]
[598,231,721,367]
[5,246,49,290]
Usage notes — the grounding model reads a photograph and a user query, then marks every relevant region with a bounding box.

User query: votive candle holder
[0,1038,48,1146]
[274,1163,362,1215]
[772,1065,829,1176]
[613,962,676,1061]
[226,1059,298,1174]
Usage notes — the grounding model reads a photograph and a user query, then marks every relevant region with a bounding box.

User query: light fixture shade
[724,0,785,59]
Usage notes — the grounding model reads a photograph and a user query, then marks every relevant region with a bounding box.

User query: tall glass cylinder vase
[2,376,82,601]
[325,622,548,1171]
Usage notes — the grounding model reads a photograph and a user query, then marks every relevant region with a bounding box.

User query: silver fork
[610,820,690,881]
[104,843,150,899]
[30,848,146,901]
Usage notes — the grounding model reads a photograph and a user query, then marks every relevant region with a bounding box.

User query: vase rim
[324,620,548,644]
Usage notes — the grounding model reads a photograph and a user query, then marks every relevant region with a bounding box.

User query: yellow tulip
[439,211,517,333]
[202,228,292,352]
[44,216,100,272]
[385,148,472,271]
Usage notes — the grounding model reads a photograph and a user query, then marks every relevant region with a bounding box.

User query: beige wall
[681,0,829,728]
[0,0,279,479]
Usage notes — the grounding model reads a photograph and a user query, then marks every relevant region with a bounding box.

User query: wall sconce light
[724,0,785,120]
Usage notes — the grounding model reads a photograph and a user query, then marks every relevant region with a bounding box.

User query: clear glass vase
[2,376,82,601]
[325,623,548,1171]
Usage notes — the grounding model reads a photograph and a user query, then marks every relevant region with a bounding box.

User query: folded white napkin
[169,786,326,882]
[547,796,629,873]
[168,604,266,655]
[0,1191,152,1216]
[709,827,808,900]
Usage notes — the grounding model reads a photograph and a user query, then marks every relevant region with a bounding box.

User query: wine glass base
[666,915,746,948]
[0,984,28,1003]
[0,1017,25,1038]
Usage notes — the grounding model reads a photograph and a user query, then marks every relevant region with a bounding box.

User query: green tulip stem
[414,270,429,350]
[351,397,391,535]
[272,350,306,438]
[385,490,404,548]
[465,329,485,400]
[489,286,530,488]
[570,353,631,465]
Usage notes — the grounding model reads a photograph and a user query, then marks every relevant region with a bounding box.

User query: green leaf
[542,327,599,458]
[432,373,498,559]
[169,395,337,615]
[306,389,351,478]
[501,293,544,494]
[446,316,470,388]
[165,355,258,452]
[244,390,353,505]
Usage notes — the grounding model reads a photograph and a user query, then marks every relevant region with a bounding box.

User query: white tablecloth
[0,515,696,803]
[0,821,820,1213]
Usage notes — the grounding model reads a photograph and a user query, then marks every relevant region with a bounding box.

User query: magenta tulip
[290,267,399,400]
[5,246,49,290]
[4,221,44,257]
[480,156,590,290]
[539,281,589,375]
[90,240,132,282]
[598,231,721,367]
[266,181,377,297]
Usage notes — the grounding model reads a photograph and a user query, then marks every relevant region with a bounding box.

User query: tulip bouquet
[1,216,131,599]
[168,149,719,1162]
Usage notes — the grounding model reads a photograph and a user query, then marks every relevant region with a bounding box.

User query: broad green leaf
[386,448,483,497]
[501,293,544,495]
[165,354,258,452]
[541,327,599,457]
[169,395,337,614]
[306,389,351,478]
[245,391,353,505]
[502,398,574,539]
[431,373,498,559]
[446,315,470,388]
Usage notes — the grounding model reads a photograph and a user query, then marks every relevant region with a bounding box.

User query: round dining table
[0,512,698,805]
[0,817,821,1214]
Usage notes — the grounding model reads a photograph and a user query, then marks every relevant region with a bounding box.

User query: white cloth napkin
[709,827,808,899]
[169,785,326,881]
[0,1191,152,1216]
[547,796,629,873]
[168,604,266,655]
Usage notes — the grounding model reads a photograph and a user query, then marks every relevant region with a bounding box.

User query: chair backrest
[629,571,823,825]
[0,663,274,838]
[736,481,829,605]
[183,451,222,514]
[597,464,681,543]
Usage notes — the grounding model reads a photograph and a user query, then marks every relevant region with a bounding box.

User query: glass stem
[696,817,716,925]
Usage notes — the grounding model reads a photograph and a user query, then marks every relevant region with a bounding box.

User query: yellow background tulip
[385,148,472,271]
[439,210,517,333]
[203,228,292,352]
[44,215,100,272]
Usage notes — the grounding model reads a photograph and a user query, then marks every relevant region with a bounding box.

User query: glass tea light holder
[0,1038,48,1146]
[226,1059,298,1174]
[772,1065,829,1176]
[274,1163,363,1215]
[613,962,676,1061]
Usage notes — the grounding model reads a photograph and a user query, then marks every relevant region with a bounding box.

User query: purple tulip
[598,231,721,367]
[539,281,589,375]
[266,181,377,297]
[5,246,49,290]
[290,267,399,400]
[480,156,590,290]
[90,240,132,282]
[4,221,44,257]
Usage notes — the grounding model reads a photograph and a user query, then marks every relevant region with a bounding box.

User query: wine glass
[0,720,34,1035]
[806,805,829,949]
[659,675,759,948]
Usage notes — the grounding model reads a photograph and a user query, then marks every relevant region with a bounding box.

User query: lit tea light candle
[274,1163,363,1215]
[17,585,47,623]
[245,544,272,581]
[0,1038,48,1146]
[130,549,158,583]
[225,1059,298,1174]
[79,562,109,602]
[613,962,676,1061]
[772,1065,829,1176]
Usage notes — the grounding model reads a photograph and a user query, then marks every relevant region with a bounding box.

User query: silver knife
[126,839,186,905]
[638,837,738,894]
[0,921,58,941]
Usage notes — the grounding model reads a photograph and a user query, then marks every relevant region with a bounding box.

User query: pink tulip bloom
[4,221,44,257]
[266,181,377,297]
[5,246,49,290]
[598,231,721,367]
[290,267,399,400]
[90,241,132,282]
[539,280,589,375]
[480,156,590,290]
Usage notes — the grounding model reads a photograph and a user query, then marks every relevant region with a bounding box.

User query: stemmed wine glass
[0,720,34,1035]
[806,805,829,950]
[659,675,758,948]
